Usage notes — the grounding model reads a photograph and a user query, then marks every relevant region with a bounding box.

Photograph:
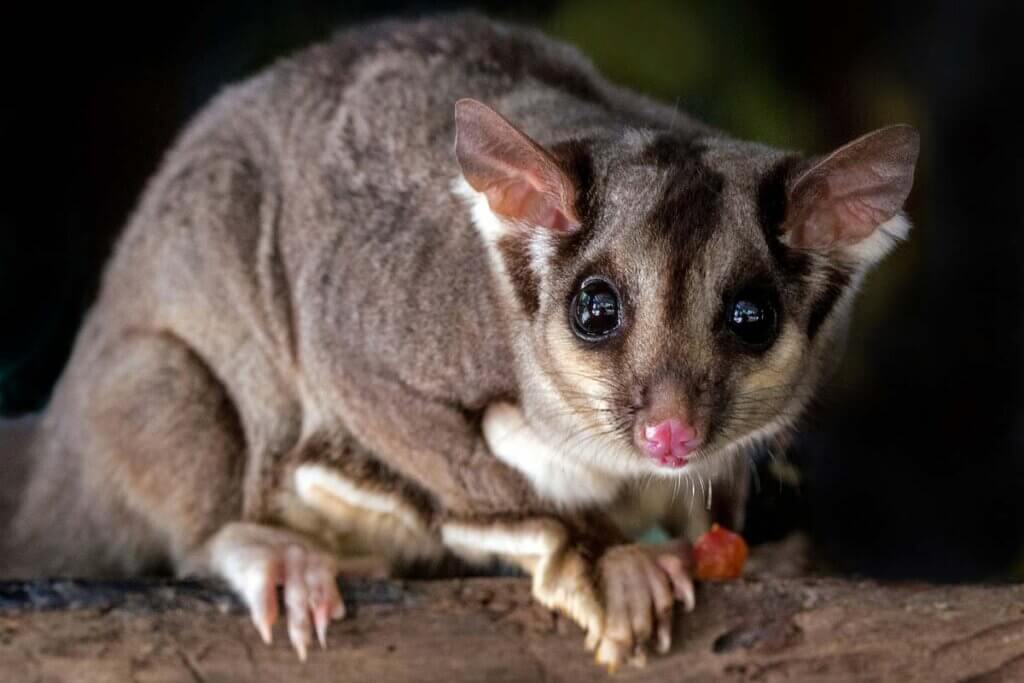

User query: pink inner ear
[483,177,575,232]
[793,184,897,249]
[785,125,919,250]
[455,98,579,233]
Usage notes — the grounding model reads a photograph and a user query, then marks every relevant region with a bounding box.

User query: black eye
[571,277,622,341]
[727,289,779,349]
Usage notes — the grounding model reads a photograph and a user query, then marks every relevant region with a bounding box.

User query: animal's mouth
[646,448,703,469]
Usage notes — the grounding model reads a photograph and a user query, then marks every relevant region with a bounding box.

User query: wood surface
[3,561,1023,682]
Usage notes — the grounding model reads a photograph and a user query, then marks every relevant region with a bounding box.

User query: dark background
[1,1,1021,580]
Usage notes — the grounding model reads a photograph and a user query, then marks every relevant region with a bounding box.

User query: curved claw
[204,523,348,661]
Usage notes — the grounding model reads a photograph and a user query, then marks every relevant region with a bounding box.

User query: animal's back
[92,12,698,363]
[87,13,642,394]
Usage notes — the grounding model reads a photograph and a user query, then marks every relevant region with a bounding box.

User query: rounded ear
[783,125,919,251]
[454,98,579,233]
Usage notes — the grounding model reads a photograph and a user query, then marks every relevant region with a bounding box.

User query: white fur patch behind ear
[528,231,556,276]
[453,174,557,274]
[845,212,911,266]
[452,175,509,245]
[453,175,558,314]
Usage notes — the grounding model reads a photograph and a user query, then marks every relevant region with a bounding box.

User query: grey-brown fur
[0,11,915,595]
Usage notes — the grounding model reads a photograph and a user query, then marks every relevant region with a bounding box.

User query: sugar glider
[0,13,917,670]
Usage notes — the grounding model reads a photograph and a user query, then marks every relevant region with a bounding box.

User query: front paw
[532,540,694,672]
[592,542,695,671]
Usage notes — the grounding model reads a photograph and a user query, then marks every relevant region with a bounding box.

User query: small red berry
[693,523,749,580]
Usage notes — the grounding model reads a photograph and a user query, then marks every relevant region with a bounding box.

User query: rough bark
[2,569,1023,683]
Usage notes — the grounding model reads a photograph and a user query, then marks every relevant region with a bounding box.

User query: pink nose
[643,418,700,467]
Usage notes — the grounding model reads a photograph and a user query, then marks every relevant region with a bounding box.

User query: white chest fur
[482,402,622,507]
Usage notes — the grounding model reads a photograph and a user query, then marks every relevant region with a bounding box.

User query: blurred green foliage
[547,0,819,149]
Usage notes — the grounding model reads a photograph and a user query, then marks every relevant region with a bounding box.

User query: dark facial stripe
[640,132,701,167]
[496,234,539,316]
[561,139,598,226]
[638,134,725,325]
[807,265,852,339]
[757,157,812,279]
[551,139,599,266]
